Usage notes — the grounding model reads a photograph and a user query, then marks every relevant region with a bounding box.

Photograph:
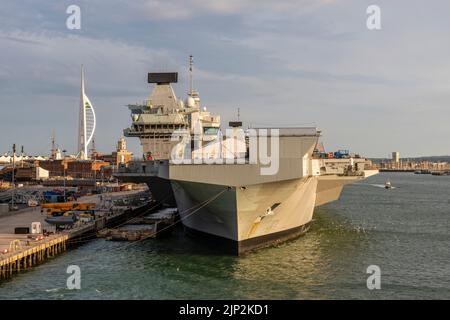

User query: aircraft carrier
[116,59,378,254]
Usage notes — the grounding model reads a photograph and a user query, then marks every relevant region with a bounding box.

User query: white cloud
[0,30,181,155]
[0,30,177,96]
[129,0,336,20]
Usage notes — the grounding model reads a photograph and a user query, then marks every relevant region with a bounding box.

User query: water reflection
[225,207,371,299]
[1,173,449,299]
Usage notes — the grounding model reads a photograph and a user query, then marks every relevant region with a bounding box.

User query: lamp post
[93,162,97,193]
[11,144,16,210]
[62,149,67,201]
[20,146,24,168]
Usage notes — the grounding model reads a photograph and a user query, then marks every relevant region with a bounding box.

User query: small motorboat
[385,181,392,189]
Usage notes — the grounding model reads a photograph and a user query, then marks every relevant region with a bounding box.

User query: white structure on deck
[0,154,47,164]
[77,65,96,160]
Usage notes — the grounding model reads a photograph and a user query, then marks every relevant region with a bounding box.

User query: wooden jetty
[0,234,68,280]
[0,190,153,281]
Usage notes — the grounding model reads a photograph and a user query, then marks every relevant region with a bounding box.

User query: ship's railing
[320,158,372,176]
[127,100,153,108]
[115,160,170,175]
[124,125,189,137]
[200,115,221,123]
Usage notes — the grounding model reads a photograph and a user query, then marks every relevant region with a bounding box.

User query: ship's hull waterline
[171,173,372,255]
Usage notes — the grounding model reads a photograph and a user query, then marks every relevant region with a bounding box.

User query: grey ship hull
[170,172,376,255]
[116,159,377,255]
[171,177,317,254]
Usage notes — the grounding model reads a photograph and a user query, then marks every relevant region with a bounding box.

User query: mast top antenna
[189,55,194,95]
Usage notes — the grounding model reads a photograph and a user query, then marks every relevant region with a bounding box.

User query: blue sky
[1,0,450,158]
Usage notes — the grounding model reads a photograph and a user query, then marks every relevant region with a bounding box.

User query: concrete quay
[0,189,152,281]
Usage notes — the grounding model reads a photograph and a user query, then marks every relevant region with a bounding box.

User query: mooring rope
[66,187,178,244]
[118,187,229,250]
[7,186,230,271]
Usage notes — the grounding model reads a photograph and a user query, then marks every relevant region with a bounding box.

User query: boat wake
[44,288,63,293]
[354,183,396,189]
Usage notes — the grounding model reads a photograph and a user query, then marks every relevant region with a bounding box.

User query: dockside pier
[0,189,152,281]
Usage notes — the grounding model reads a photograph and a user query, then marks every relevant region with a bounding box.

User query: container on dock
[14,227,30,234]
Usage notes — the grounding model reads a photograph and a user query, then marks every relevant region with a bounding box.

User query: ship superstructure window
[204,127,219,135]
[270,203,281,211]
[266,203,281,215]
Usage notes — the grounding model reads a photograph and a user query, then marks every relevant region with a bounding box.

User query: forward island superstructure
[119,57,221,205]
[124,72,220,161]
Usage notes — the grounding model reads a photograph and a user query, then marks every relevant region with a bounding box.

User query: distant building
[66,160,110,179]
[0,162,49,181]
[37,159,110,179]
[100,138,133,165]
[38,160,65,177]
[392,152,400,163]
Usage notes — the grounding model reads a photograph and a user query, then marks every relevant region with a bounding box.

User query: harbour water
[0,173,448,299]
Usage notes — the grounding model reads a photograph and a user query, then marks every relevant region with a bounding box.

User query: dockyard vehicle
[41,202,96,211]
[43,191,65,203]
[41,203,96,222]
[43,201,97,227]
[27,199,39,207]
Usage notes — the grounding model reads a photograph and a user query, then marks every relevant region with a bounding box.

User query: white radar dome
[185,96,195,108]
